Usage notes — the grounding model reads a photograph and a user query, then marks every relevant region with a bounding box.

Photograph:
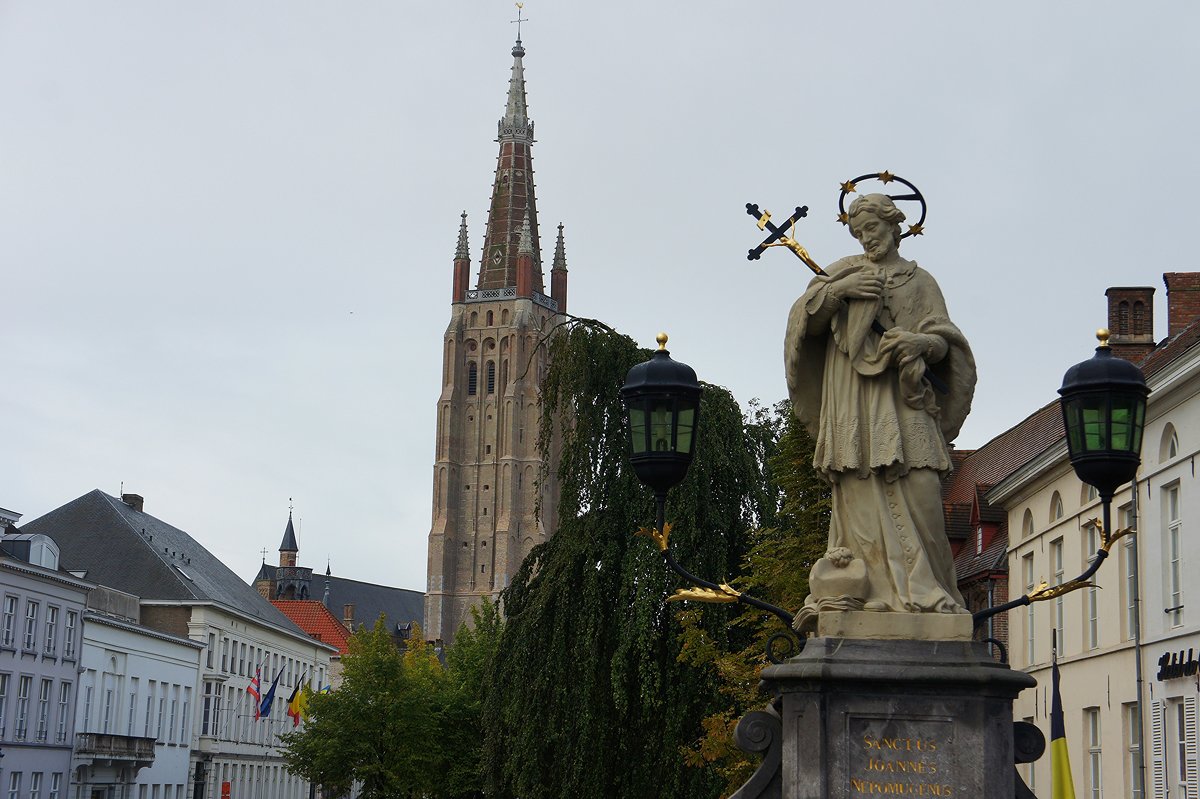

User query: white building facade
[989,277,1200,798]
[0,533,91,799]
[72,586,203,799]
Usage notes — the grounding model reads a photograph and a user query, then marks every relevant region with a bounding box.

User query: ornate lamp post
[974,328,1149,634]
[1058,328,1150,548]
[620,332,702,532]
[622,333,796,649]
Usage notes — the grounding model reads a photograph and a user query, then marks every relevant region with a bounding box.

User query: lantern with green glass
[1058,329,1149,530]
[621,333,702,519]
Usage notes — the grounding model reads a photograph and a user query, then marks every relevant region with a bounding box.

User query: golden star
[840,180,857,193]
[907,223,924,236]
[837,212,849,225]
[879,171,895,183]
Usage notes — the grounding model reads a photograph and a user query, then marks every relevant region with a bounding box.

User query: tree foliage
[482,325,774,799]
[678,400,830,796]
[280,608,501,799]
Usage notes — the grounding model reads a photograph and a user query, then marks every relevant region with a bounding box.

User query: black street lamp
[622,333,796,655]
[620,333,702,531]
[974,328,1149,637]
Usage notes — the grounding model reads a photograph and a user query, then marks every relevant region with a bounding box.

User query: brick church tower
[424,35,567,644]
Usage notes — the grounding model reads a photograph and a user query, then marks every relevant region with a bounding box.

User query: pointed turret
[516,214,535,297]
[453,211,470,302]
[279,512,298,568]
[477,38,543,294]
[551,222,569,314]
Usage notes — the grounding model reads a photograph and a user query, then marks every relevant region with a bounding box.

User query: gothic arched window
[468,362,478,396]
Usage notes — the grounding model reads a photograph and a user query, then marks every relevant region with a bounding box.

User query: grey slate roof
[308,572,423,633]
[279,514,298,553]
[23,490,306,636]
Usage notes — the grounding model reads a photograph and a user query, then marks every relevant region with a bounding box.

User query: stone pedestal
[759,636,1035,799]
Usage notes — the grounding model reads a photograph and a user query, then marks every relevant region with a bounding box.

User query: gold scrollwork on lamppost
[667,584,743,604]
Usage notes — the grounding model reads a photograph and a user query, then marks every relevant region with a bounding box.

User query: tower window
[487,361,496,394]
[468,362,478,395]
[487,311,494,326]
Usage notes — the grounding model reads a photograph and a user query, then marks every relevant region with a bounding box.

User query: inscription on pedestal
[846,716,954,796]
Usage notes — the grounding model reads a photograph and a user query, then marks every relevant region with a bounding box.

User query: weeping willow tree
[482,325,773,799]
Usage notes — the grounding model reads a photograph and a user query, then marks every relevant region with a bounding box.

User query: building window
[36,679,51,742]
[144,690,153,737]
[29,773,41,799]
[0,673,8,736]
[1169,432,1179,459]
[1166,484,1184,626]
[976,526,983,555]
[221,637,229,672]
[1125,702,1143,799]
[1085,525,1100,650]
[157,693,165,740]
[22,601,39,650]
[128,678,138,736]
[1024,553,1036,664]
[1022,509,1034,539]
[48,774,60,799]
[56,683,70,743]
[201,681,220,736]
[1085,707,1102,799]
[486,310,494,326]
[169,694,178,743]
[487,361,496,394]
[468,362,478,396]
[1,596,14,647]
[81,684,92,733]
[1051,491,1064,521]
[1052,538,1065,650]
[15,675,32,740]
[1174,700,1192,799]
[43,606,57,655]
[63,611,76,659]
[8,772,20,799]
[207,633,216,669]
[181,688,191,742]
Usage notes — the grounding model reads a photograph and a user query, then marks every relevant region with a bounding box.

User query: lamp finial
[656,332,669,351]
[1097,328,1111,348]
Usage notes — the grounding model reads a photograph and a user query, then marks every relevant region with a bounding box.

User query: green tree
[280,620,444,799]
[678,400,829,796]
[482,325,771,799]
[438,599,504,799]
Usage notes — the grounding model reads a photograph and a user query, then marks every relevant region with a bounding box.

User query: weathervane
[511,2,527,40]
[745,171,946,394]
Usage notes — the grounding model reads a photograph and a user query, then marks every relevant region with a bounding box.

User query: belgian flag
[1050,639,1077,799]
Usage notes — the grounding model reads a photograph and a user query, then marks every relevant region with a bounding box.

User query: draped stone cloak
[784,255,976,613]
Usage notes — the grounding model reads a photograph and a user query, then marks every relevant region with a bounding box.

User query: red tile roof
[271,600,352,654]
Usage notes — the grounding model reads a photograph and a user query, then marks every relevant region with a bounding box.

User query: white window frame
[43,606,57,655]
[1086,525,1100,649]
[15,675,31,740]
[56,682,70,743]
[1052,538,1065,650]
[1167,485,1184,626]
[36,678,51,742]
[63,611,76,659]
[22,600,38,650]
[1,596,15,647]
[1086,707,1102,799]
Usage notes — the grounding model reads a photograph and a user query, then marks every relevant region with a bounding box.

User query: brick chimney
[1105,286,1155,362]
[121,493,144,513]
[1165,273,1200,338]
[342,603,355,631]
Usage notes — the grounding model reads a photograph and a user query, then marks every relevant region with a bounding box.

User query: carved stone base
[816,610,974,641]
[744,637,1035,799]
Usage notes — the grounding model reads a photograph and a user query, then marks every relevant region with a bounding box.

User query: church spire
[455,211,470,260]
[279,508,298,568]
[551,222,569,314]
[477,37,542,294]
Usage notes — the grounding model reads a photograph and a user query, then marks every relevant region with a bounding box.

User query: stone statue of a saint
[784,194,976,631]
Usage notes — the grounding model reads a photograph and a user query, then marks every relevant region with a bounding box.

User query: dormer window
[976,526,983,555]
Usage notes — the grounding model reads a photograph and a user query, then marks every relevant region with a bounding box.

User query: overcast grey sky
[3,2,1197,593]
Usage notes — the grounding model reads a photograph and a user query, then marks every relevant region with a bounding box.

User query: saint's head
[848,194,905,263]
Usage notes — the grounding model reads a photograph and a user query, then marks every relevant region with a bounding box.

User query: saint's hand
[831,270,884,301]
[878,329,932,367]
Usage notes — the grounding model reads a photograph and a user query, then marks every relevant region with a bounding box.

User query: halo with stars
[837,171,928,239]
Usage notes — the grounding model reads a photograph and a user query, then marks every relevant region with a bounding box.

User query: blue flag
[259,668,284,718]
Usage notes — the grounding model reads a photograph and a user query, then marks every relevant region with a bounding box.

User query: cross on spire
[511,3,527,41]
[260,548,268,563]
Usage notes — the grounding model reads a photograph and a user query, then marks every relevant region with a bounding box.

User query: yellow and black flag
[1050,639,1077,799]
